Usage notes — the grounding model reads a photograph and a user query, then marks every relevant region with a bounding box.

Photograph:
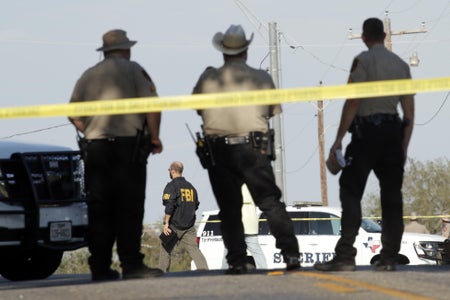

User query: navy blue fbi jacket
[162,177,199,230]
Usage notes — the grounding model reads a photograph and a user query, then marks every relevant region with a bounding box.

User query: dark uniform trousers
[84,138,147,273]
[336,119,405,262]
[207,141,299,267]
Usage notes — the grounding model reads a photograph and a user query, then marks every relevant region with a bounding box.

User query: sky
[1,0,449,224]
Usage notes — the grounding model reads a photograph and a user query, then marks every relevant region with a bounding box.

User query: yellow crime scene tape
[195,215,450,224]
[1,76,450,119]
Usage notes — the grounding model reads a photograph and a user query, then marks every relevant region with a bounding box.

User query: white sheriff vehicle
[196,203,446,269]
[0,140,88,281]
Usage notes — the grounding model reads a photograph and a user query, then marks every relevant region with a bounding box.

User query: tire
[0,248,63,281]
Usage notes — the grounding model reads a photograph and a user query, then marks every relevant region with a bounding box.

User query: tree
[363,157,450,234]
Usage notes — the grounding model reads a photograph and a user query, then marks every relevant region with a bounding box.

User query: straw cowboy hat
[96,29,137,52]
[410,212,418,221]
[212,25,254,55]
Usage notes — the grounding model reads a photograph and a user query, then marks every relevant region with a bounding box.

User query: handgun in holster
[195,131,215,169]
[132,120,153,164]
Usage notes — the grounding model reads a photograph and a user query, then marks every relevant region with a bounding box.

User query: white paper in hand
[326,149,346,175]
[335,149,346,168]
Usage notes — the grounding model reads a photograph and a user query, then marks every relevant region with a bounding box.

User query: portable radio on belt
[186,123,215,169]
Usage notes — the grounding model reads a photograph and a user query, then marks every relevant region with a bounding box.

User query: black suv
[0,141,88,281]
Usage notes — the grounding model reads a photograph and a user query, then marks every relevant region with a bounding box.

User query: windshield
[361,218,382,233]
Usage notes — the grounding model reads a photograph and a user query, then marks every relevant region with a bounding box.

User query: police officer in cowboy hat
[192,24,300,274]
[69,29,163,281]
[404,212,429,234]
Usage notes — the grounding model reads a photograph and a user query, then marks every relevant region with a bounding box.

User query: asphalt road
[0,265,449,300]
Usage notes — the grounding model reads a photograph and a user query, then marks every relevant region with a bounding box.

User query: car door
[257,212,279,269]
[197,213,225,270]
[258,210,340,268]
[298,211,340,266]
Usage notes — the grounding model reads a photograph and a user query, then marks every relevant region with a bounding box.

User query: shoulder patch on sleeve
[163,193,170,201]
[141,70,157,92]
[350,58,359,73]
[141,70,152,82]
[347,58,360,83]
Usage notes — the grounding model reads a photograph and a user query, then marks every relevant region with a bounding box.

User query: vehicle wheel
[0,248,63,281]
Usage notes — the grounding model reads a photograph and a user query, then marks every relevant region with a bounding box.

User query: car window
[258,213,270,235]
[259,211,309,235]
[289,212,309,235]
[308,212,339,235]
[201,214,222,236]
[361,218,382,233]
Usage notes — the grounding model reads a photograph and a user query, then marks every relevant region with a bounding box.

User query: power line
[385,0,424,14]
[286,144,319,174]
[234,0,269,43]
[0,123,70,139]
[280,32,349,74]
[394,1,450,55]
[415,91,450,126]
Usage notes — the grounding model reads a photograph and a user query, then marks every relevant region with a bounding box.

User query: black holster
[348,121,362,139]
[196,133,215,169]
[132,129,153,164]
[250,130,276,160]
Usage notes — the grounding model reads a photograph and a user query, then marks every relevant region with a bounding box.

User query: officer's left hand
[151,138,163,154]
[163,223,172,235]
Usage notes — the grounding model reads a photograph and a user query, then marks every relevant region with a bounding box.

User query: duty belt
[355,113,400,126]
[86,136,135,143]
[211,135,250,145]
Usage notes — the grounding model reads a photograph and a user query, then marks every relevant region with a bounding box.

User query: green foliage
[363,157,450,234]
[141,225,192,272]
[56,224,193,274]
[55,248,90,274]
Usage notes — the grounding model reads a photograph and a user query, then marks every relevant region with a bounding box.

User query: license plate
[50,221,72,242]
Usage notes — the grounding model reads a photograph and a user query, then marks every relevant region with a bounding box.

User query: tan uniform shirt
[404,220,429,234]
[350,44,412,117]
[193,57,281,136]
[70,53,157,139]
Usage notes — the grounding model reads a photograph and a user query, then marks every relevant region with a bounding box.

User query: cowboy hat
[212,25,254,55]
[96,29,137,52]
[410,212,418,221]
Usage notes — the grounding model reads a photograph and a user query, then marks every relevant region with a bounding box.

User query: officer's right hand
[330,140,342,158]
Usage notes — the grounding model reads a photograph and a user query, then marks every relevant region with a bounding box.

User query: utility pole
[317,82,328,206]
[348,11,427,52]
[268,22,286,202]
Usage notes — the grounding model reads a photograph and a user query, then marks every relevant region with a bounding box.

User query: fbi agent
[159,161,208,272]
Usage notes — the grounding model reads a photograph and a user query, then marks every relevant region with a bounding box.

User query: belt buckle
[372,114,382,126]
[225,136,248,145]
